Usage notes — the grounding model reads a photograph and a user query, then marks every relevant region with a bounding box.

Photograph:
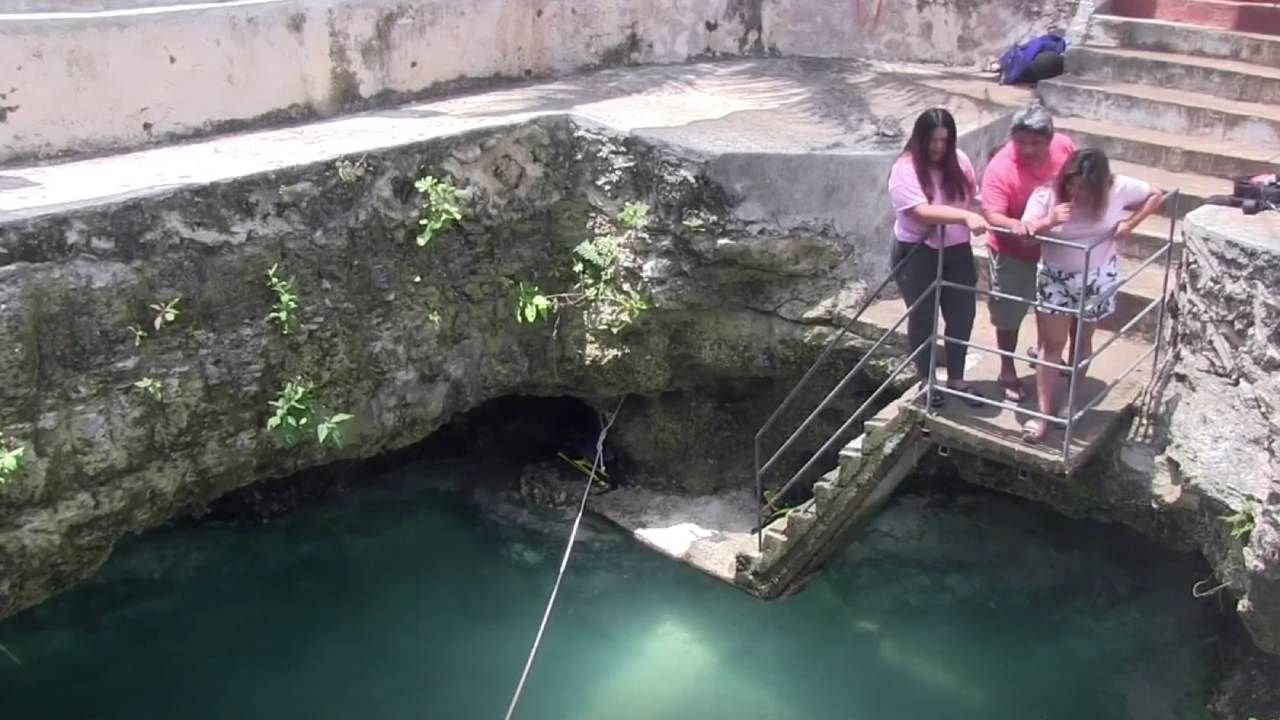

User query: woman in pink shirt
[1019,149,1165,443]
[887,108,990,407]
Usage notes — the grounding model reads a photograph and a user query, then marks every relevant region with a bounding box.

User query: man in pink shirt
[980,105,1077,401]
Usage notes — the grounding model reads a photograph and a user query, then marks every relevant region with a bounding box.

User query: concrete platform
[858,277,1160,475]
[589,486,758,587]
[0,57,1012,224]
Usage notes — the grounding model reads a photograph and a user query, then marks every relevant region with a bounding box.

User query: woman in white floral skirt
[1018,148,1164,443]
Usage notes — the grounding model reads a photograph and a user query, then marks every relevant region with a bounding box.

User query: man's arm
[980,164,1031,238]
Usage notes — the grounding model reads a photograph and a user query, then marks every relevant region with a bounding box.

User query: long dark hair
[903,108,972,203]
[1055,148,1112,220]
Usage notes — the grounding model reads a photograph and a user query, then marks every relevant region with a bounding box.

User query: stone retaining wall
[0,0,1079,162]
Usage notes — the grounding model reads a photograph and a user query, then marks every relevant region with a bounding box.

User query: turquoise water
[0,461,1218,720]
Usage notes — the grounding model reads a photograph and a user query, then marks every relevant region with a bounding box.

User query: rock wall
[934,206,1280,659]
[1170,206,1280,654]
[0,0,1079,162]
[0,114,896,621]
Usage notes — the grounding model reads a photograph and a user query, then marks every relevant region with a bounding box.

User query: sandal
[1021,418,1049,445]
[998,378,1026,403]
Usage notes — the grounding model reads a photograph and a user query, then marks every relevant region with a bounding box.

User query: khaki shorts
[987,250,1038,331]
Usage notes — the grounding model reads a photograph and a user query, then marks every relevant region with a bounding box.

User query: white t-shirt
[1022,174,1153,273]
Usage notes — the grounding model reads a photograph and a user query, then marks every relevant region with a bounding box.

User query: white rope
[503,397,624,720]
[0,641,22,667]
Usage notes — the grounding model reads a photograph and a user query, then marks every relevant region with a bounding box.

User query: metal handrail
[751,188,1180,548]
[758,285,935,479]
[927,190,1181,463]
[753,242,926,546]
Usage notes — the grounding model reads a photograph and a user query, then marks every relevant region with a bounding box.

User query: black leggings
[890,240,978,381]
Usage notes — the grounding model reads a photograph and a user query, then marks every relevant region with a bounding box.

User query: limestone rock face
[1170,207,1280,655]
[0,115,884,620]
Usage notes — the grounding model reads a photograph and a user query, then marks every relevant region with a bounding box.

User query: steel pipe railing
[752,189,1179,547]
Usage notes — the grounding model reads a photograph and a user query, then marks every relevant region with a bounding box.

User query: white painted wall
[0,0,1078,163]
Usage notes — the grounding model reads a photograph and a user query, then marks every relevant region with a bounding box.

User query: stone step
[1066,46,1280,104]
[1089,13,1280,67]
[972,244,1172,341]
[1057,116,1280,179]
[1105,0,1280,36]
[837,435,865,482]
[1131,215,1184,261]
[1110,159,1227,218]
[1039,76,1280,146]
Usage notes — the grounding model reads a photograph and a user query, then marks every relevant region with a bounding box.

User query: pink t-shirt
[1022,174,1153,273]
[981,133,1078,262]
[887,149,978,248]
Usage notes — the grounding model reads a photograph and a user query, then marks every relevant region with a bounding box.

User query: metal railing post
[754,435,763,550]
[1151,190,1180,375]
[924,233,944,413]
[1061,243,1093,463]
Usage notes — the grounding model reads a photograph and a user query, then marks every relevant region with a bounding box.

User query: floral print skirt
[1036,254,1119,322]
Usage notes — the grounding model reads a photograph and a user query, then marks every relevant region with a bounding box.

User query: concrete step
[1106,0,1280,36]
[1039,76,1280,146]
[1089,13,1280,67]
[1131,215,1183,260]
[1109,159,1227,217]
[1066,46,1280,104]
[1057,116,1279,179]
[972,244,1172,341]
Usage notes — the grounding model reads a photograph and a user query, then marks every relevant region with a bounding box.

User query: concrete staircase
[1041,6,1280,234]
[736,392,931,598]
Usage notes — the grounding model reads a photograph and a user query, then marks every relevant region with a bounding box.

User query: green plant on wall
[266,264,300,335]
[267,378,315,448]
[127,324,148,347]
[516,282,553,325]
[0,436,25,485]
[133,376,164,401]
[149,297,182,332]
[316,413,355,448]
[266,378,354,449]
[617,201,650,231]
[515,201,650,334]
[414,175,463,247]
[1223,503,1257,543]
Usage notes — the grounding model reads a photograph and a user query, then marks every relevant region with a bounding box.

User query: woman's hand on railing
[965,212,988,235]
[1114,215,1139,239]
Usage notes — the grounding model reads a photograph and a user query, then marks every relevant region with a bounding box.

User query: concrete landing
[589,486,757,587]
[858,276,1159,476]
[0,57,1012,223]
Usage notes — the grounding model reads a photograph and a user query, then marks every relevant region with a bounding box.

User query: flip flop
[1021,418,1048,444]
[998,379,1026,403]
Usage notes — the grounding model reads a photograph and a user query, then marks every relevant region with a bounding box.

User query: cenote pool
[0,459,1221,720]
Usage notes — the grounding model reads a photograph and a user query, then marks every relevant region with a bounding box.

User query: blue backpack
[999,34,1068,85]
